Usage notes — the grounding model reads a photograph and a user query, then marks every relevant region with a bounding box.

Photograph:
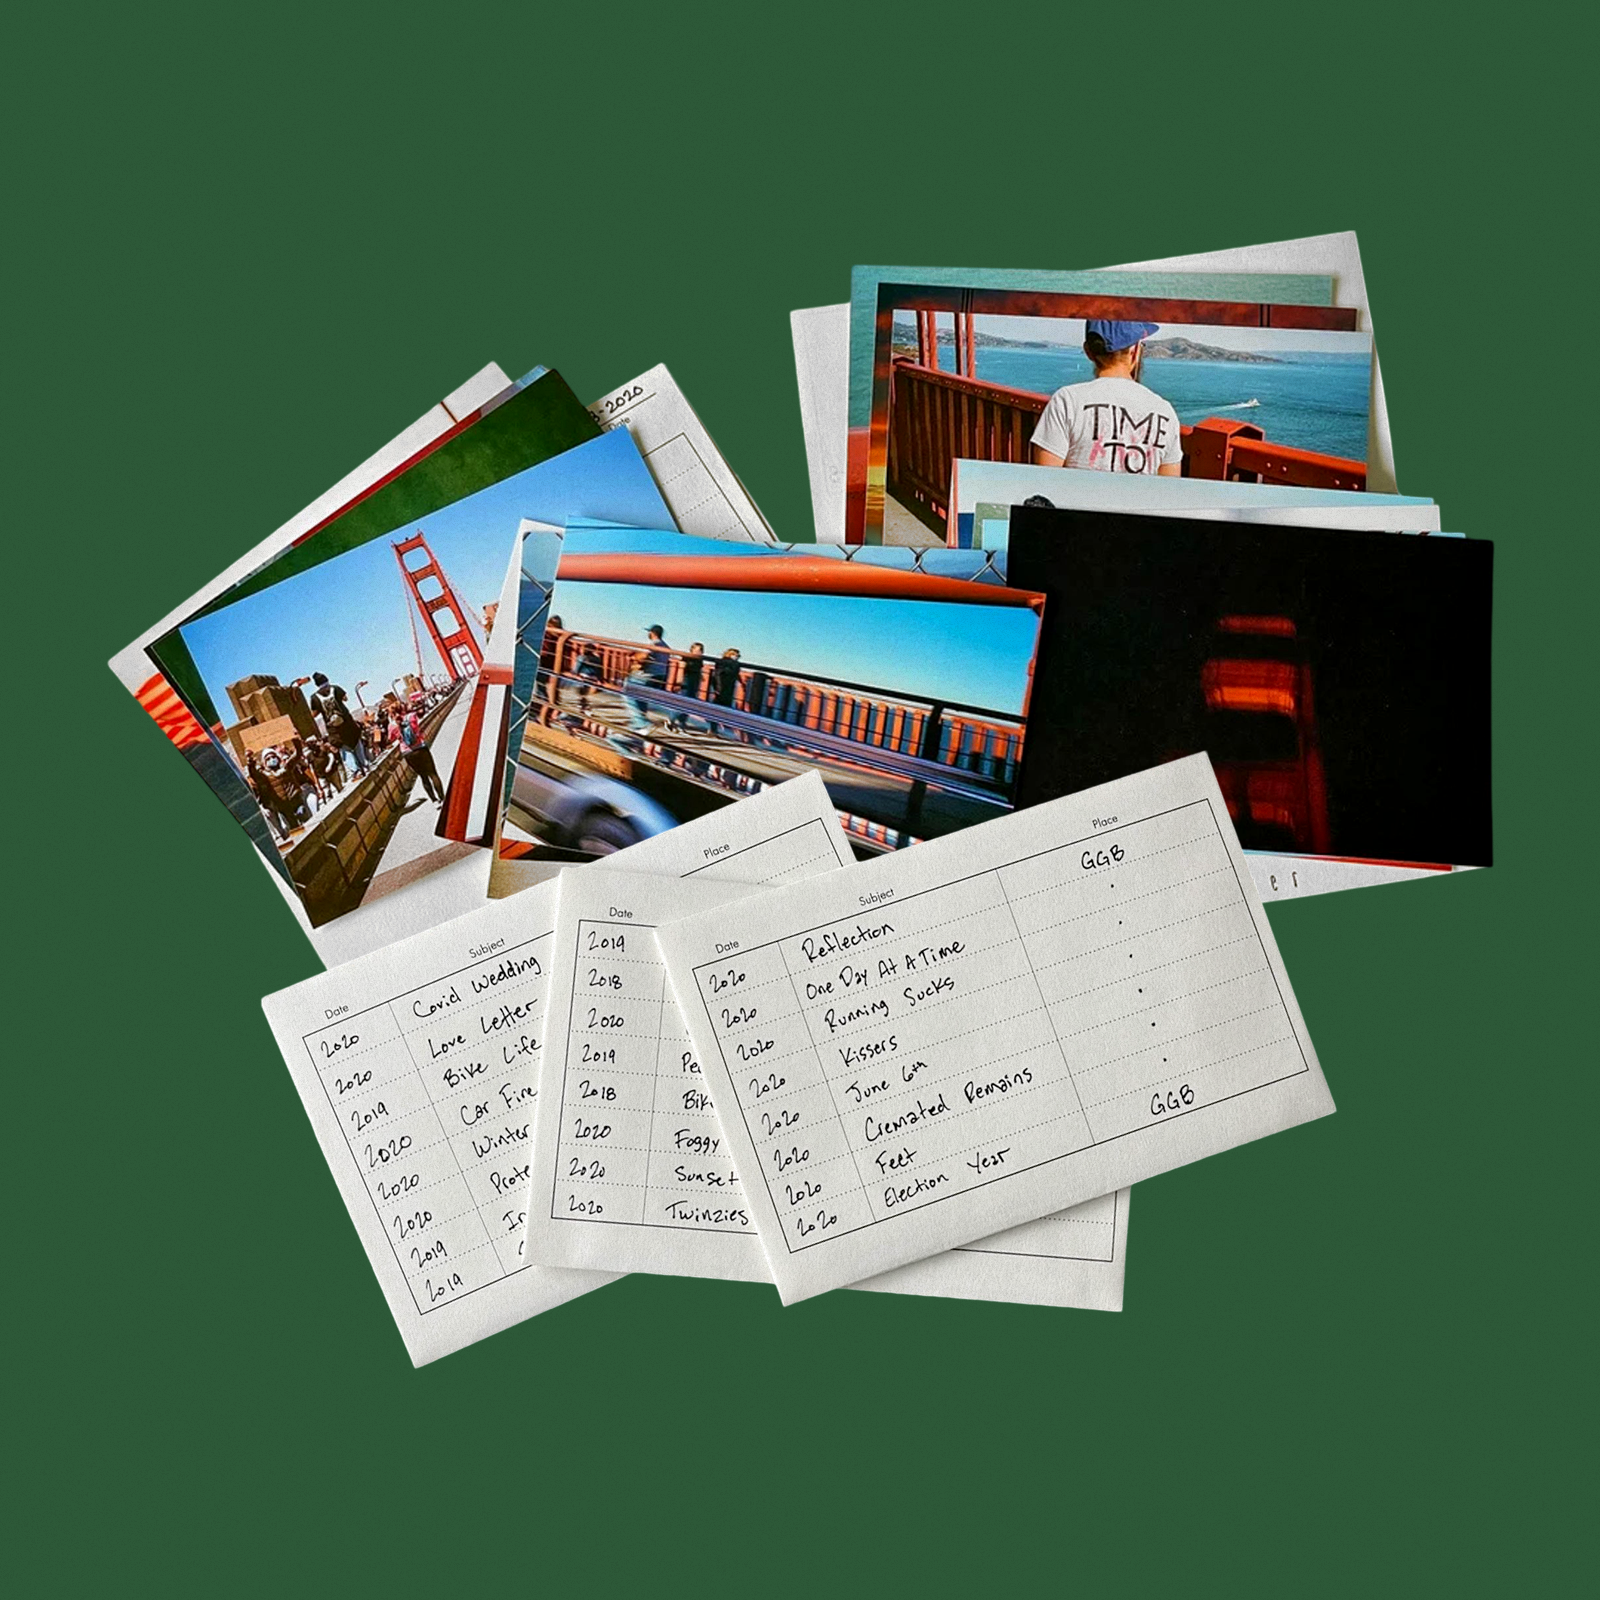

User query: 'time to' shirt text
[1030,376,1183,473]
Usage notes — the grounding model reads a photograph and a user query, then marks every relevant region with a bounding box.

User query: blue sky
[182,431,671,717]
[548,575,1038,715]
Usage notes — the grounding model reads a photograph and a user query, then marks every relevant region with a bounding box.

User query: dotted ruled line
[554,1104,721,1131]
[351,1117,530,1167]
[542,1143,726,1158]
[740,1029,1064,1117]
[759,848,851,881]
[561,1028,677,1047]
[368,1162,530,1206]
[1051,934,1257,1002]
[712,927,1028,1032]
[549,1176,745,1194]
[1022,867,1232,937]
[1081,1035,1296,1112]
[716,966,1033,1045]
[733,1002,1054,1090]
[557,1064,692,1082]
[402,1228,520,1283]
[1031,900,1241,974]
[1057,968,1262,1039]
[780,1098,1101,1212]
[386,1199,510,1235]
[1071,1003,1286,1077]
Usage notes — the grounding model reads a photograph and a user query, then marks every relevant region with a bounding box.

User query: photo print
[853,281,1364,544]
[491,526,1045,876]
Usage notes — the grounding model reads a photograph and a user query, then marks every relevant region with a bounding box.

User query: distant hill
[891,327,1056,353]
[1142,337,1279,364]
[891,327,1287,363]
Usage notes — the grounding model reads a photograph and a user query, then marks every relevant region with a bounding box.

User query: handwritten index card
[657,754,1334,1303]
[528,866,1131,1311]
[526,870,781,1282]
[261,774,851,1363]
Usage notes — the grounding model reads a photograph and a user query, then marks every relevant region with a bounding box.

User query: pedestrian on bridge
[252,745,308,838]
[314,737,345,796]
[246,751,293,842]
[710,648,743,740]
[538,615,563,704]
[573,641,602,715]
[622,624,671,734]
[311,672,369,778]
[668,642,706,731]
[394,708,444,805]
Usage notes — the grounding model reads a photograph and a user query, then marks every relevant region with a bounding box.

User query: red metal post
[393,532,484,680]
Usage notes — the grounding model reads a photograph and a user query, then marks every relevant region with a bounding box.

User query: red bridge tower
[392,531,484,681]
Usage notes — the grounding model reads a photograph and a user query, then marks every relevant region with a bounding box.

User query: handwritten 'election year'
[657,754,1334,1303]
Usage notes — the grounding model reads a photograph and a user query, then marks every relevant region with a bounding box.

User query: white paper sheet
[792,232,1397,544]
[260,773,848,1363]
[658,753,1334,1303]
[589,363,776,544]
[526,870,836,1282]
[527,866,1130,1310]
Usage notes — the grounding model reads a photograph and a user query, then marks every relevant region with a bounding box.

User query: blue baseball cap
[1086,319,1159,352]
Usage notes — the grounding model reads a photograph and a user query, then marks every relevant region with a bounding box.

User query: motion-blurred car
[509,750,677,857]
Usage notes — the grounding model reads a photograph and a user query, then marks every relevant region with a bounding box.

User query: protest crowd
[243,672,453,844]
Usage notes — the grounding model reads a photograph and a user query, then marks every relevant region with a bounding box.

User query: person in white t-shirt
[1030,319,1184,476]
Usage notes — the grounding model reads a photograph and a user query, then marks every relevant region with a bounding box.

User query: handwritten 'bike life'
[261,772,855,1364]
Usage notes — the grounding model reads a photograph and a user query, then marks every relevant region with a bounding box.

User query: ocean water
[932,344,1371,463]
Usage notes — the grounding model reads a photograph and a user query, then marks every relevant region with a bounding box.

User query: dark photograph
[1008,508,1493,869]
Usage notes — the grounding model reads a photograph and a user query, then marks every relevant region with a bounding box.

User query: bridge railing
[533,628,1026,831]
[885,357,1368,533]
[888,359,1046,531]
[1181,417,1366,491]
[285,688,461,922]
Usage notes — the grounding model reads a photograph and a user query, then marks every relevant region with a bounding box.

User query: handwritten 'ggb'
[800,922,895,965]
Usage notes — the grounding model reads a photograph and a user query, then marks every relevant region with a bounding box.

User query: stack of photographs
[111,363,780,967]
[114,232,1494,979]
[789,233,1492,901]
[487,522,1043,902]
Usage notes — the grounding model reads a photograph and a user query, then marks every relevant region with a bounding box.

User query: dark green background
[10,5,1590,1594]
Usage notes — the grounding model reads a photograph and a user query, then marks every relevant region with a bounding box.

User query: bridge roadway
[360,687,479,904]
[532,686,1007,842]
